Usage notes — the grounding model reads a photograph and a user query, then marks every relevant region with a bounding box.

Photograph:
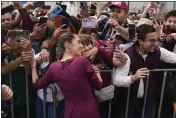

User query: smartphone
[54,5,62,15]
[38,17,48,26]
[113,38,119,51]
[128,24,136,40]
[61,5,67,12]
[80,2,89,17]
[163,25,171,35]
[42,5,51,10]
[61,18,70,29]
[82,18,97,28]
[6,30,30,41]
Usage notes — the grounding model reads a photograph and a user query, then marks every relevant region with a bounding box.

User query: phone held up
[61,18,70,29]
[38,17,48,26]
[128,23,136,40]
[6,30,30,42]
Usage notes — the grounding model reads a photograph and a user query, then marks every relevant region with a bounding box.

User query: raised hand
[2,84,13,101]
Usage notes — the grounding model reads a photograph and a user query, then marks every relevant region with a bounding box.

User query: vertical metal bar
[43,87,47,118]
[108,71,114,118]
[108,100,112,118]
[173,112,176,118]
[157,71,167,118]
[25,73,30,118]
[53,86,57,118]
[9,73,15,118]
[141,75,150,118]
[125,72,132,118]
[125,85,131,118]
[128,1,130,10]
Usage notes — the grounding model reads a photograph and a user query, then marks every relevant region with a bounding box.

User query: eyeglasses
[110,8,121,13]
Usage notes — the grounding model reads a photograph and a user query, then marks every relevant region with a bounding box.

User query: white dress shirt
[113,47,176,88]
[34,53,64,102]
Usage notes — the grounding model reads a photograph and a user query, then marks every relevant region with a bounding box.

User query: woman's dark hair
[165,10,176,21]
[98,12,110,19]
[56,32,75,53]
[49,32,75,64]
[136,24,156,41]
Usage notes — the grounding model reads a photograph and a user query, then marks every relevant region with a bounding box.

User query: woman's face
[81,43,93,55]
[69,35,84,56]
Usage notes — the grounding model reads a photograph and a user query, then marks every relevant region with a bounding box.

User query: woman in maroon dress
[31,32,103,118]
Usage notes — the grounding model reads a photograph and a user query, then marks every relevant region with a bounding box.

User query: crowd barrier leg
[9,73,15,118]
[125,73,132,118]
[43,87,47,118]
[173,112,176,118]
[53,86,57,118]
[157,71,168,118]
[141,76,150,118]
[48,86,57,118]
[108,100,112,118]
[25,73,30,118]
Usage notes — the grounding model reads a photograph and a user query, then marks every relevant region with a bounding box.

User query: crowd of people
[1,1,176,118]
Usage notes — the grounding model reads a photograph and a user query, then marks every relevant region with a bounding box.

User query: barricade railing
[7,68,176,118]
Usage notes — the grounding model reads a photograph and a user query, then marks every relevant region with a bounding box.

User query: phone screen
[163,25,171,35]
[38,17,48,26]
[82,18,97,28]
[128,24,136,39]
[6,30,30,41]
[61,18,70,29]
[80,2,89,17]
[113,38,119,50]
[54,6,62,15]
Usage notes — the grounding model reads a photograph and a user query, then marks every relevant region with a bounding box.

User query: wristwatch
[41,47,49,51]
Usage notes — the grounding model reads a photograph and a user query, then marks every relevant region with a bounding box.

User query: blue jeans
[36,95,65,118]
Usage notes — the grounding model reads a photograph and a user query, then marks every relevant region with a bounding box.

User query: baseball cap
[109,2,128,10]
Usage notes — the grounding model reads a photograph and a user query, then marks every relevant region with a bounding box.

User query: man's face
[139,32,157,53]
[1,13,13,31]
[111,7,128,24]
[166,16,176,27]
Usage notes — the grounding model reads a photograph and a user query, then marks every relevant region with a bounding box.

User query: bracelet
[41,47,49,51]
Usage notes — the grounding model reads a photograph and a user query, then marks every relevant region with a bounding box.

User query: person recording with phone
[113,24,176,118]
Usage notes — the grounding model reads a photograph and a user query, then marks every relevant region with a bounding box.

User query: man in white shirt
[113,24,176,118]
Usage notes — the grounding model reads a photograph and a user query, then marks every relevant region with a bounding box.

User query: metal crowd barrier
[7,68,176,118]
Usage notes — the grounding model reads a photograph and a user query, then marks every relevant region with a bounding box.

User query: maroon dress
[33,56,103,118]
